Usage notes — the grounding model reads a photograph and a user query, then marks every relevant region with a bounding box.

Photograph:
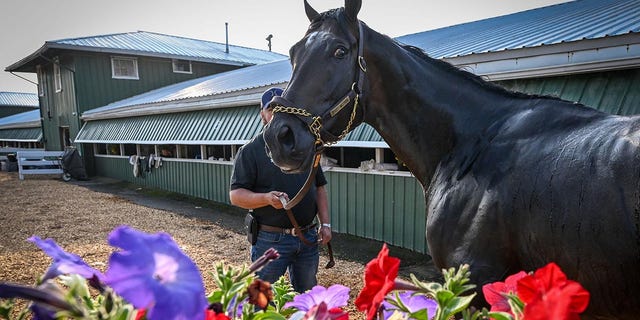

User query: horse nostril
[278,124,296,151]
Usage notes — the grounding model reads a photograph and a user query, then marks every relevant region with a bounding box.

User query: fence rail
[17,150,64,180]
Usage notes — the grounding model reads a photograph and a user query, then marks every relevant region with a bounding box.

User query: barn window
[53,58,62,92]
[172,59,192,74]
[111,57,139,80]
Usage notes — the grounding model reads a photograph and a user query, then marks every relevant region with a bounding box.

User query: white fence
[16,150,64,180]
[0,147,44,161]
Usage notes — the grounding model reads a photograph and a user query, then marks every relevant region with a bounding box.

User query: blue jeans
[251,228,319,293]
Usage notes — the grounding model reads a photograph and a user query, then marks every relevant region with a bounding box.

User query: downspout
[8,72,38,86]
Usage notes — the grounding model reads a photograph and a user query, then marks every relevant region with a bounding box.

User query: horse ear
[304,0,320,22]
[344,0,362,21]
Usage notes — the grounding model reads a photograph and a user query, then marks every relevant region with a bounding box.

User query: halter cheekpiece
[270,21,367,150]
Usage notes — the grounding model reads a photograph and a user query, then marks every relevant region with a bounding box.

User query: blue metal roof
[83,59,291,115]
[396,0,640,59]
[0,92,39,108]
[0,109,41,129]
[54,31,286,65]
[6,31,287,72]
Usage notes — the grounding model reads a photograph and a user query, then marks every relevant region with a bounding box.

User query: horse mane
[315,9,582,107]
[399,44,573,104]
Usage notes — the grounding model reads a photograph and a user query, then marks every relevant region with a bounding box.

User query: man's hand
[265,191,289,209]
[318,225,332,245]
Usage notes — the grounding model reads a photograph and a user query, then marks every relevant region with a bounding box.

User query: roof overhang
[80,85,278,121]
[446,33,640,80]
[6,42,251,73]
[0,120,41,130]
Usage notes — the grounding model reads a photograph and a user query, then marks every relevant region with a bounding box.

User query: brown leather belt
[259,223,317,236]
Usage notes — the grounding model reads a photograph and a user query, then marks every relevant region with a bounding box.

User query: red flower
[205,309,231,320]
[355,243,400,320]
[517,262,590,320]
[135,309,146,320]
[482,271,527,313]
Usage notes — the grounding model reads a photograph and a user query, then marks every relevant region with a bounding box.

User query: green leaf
[409,308,429,320]
[486,311,515,320]
[0,299,14,319]
[441,294,476,318]
[435,290,454,305]
[252,310,287,320]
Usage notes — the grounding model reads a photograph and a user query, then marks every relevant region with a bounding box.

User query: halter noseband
[270,21,367,149]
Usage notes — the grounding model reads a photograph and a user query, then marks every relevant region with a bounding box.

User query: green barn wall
[39,56,79,151]
[497,68,640,115]
[73,54,239,113]
[93,156,429,253]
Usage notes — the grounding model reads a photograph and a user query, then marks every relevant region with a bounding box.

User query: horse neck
[360,29,517,186]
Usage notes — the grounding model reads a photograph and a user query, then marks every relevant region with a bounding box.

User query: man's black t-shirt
[230,133,327,228]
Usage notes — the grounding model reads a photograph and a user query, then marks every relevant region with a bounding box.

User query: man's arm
[229,188,287,210]
[316,185,332,244]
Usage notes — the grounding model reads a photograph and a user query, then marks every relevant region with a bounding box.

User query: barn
[9,0,640,254]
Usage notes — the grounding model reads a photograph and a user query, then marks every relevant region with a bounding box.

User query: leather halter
[269,21,367,147]
[268,21,367,270]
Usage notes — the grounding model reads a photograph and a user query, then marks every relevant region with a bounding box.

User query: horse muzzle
[263,113,318,174]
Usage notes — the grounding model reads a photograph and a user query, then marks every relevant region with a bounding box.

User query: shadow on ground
[73,176,441,281]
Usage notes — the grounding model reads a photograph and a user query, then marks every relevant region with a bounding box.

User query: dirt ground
[0,171,436,319]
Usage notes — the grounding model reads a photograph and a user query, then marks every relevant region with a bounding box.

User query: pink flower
[482,271,527,313]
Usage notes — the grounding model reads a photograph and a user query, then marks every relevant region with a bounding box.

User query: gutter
[444,33,640,80]
[80,84,284,121]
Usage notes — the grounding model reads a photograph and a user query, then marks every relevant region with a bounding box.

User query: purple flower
[0,281,81,319]
[382,291,437,320]
[104,226,207,320]
[284,284,350,311]
[28,236,104,282]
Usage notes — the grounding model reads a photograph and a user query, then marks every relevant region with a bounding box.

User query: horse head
[263,0,366,173]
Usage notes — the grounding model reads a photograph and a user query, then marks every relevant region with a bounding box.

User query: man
[229,87,332,293]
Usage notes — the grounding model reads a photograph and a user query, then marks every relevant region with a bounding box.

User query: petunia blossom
[517,262,590,320]
[302,301,349,320]
[284,284,350,311]
[104,225,207,320]
[28,236,104,282]
[382,291,437,320]
[355,243,401,320]
[482,271,527,313]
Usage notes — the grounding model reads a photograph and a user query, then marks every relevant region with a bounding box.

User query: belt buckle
[288,228,297,236]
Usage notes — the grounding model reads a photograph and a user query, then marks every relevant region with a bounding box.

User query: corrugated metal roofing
[396,0,640,59]
[77,105,383,145]
[0,92,39,108]
[77,0,638,145]
[0,127,42,142]
[0,110,41,129]
[55,31,286,65]
[83,59,291,116]
[7,31,287,71]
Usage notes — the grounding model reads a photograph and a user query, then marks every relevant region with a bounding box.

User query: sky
[0,0,569,94]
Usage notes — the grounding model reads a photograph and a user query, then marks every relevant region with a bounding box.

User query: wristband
[321,223,331,229]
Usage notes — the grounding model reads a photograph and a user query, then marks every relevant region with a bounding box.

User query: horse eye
[334,47,347,59]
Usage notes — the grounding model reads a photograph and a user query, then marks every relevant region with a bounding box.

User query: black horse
[263,1,640,318]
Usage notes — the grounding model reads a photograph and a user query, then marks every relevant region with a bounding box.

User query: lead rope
[278,151,335,269]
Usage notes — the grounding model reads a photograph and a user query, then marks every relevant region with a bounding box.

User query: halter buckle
[358,56,367,73]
